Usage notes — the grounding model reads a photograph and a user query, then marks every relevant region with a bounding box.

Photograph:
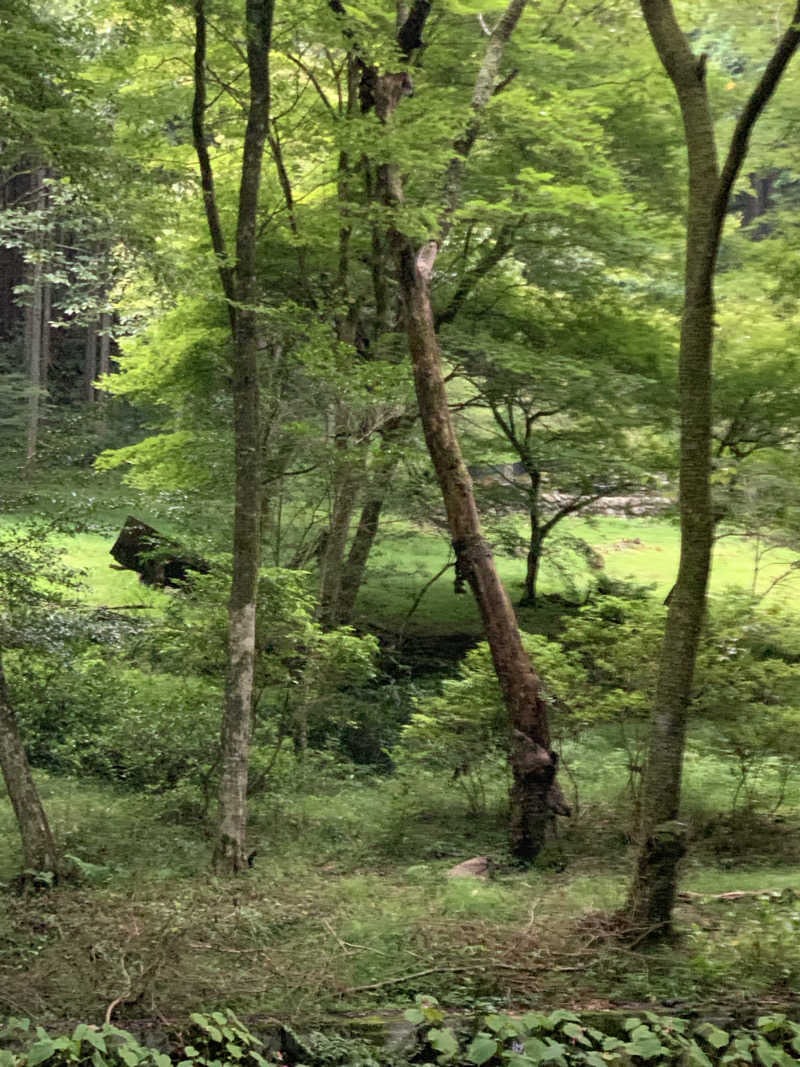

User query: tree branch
[192,0,235,330]
[711,3,800,252]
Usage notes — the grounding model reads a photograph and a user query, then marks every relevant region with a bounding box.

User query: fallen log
[678,888,796,901]
[110,515,210,588]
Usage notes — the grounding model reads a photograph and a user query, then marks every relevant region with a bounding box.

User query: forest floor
[2,468,800,1030]
[1,761,799,1029]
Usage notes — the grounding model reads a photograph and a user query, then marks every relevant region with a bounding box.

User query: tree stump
[110,516,210,588]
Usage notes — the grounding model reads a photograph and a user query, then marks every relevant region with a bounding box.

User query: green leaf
[547,1011,579,1027]
[686,1043,713,1067]
[581,1055,611,1067]
[84,1031,107,1052]
[755,1038,783,1067]
[561,1023,590,1047]
[465,1035,497,1064]
[118,1046,141,1066]
[696,1023,730,1050]
[25,1042,56,1067]
[757,1016,786,1034]
[404,1009,426,1025]
[428,1028,460,1062]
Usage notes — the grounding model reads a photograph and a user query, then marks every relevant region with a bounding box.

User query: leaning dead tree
[349,0,570,860]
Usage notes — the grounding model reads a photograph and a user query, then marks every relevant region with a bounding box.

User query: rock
[446,856,492,879]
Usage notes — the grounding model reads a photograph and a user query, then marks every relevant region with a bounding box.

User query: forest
[2,0,800,1063]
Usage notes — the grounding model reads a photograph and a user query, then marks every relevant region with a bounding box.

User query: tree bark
[83,320,97,403]
[629,0,800,934]
[23,258,43,472]
[521,468,542,606]
[338,491,387,624]
[98,310,111,379]
[40,280,51,395]
[318,422,362,629]
[193,0,275,873]
[383,0,568,860]
[0,653,61,879]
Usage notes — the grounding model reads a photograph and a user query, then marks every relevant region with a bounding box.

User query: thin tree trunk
[193,0,275,873]
[40,280,51,394]
[24,259,43,473]
[521,469,542,606]
[0,653,61,878]
[318,428,362,629]
[337,492,387,624]
[99,311,111,379]
[629,0,800,934]
[523,526,542,607]
[83,321,97,403]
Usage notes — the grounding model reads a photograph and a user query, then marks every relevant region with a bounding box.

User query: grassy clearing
[357,516,800,634]
[2,730,799,1026]
[3,474,800,1028]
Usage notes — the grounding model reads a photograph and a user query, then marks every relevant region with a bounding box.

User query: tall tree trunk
[318,428,362,629]
[40,280,51,395]
[23,258,43,473]
[98,311,111,379]
[193,0,275,873]
[521,469,542,606]
[628,0,800,933]
[83,321,97,403]
[0,653,61,878]
[397,244,568,859]
[382,0,567,860]
[24,171,46,473]
[338,491,387,624]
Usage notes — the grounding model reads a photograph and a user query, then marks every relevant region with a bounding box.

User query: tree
[0,524,76,882]
[628,0,800,934]
[377,0,573,861]
[190,0,275,872]
[449,290,670,605]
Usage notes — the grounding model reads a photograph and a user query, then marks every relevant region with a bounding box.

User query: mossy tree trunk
[193,0,274,873]
[0,654,62,878]
[629,0,800,933]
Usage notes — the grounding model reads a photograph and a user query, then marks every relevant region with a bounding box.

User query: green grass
[3,470,800,1028]
[2,728,799,1025]
[356,516,800,635]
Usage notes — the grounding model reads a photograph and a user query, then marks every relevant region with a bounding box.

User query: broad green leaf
[25,1042,55,1067]
[465,1035,497,1065]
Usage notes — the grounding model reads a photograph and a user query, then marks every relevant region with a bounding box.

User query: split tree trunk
[0,653,61,878]
[381,0,569,860]
[398,249,567,858]
[629,0,800,933]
